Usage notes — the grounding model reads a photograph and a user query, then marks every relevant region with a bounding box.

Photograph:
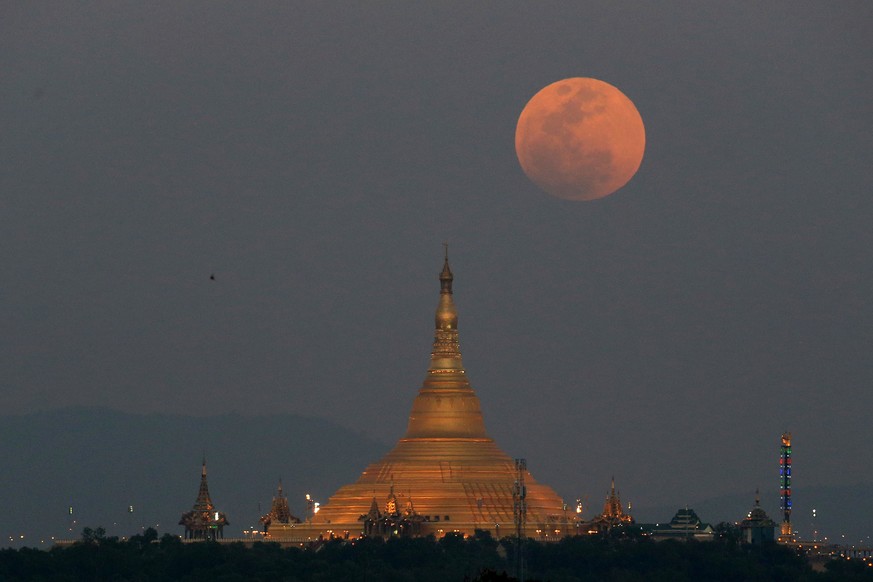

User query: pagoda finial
[430,250,461,367]
[440,243,453,295]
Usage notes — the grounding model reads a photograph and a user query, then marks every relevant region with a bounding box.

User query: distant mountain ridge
[0,407,387,547]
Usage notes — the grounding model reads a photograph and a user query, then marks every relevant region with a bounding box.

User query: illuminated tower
[778,432,793,541]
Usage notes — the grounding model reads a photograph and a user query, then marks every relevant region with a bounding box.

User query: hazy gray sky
[2,2,871,525]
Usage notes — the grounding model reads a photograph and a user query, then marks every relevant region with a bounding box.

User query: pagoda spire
[194,459,214,512]
[439,243,453,294]
[430,248,461,370]
[403,251,488,439]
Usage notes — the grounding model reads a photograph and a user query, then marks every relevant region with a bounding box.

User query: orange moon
[515,77,645,201]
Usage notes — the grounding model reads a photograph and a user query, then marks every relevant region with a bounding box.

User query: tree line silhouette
[0,526,869,581]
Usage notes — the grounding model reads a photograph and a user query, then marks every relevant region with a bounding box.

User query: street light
[305,494,320,522]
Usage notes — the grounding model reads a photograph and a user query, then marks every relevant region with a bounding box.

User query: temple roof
[180,460,229,532]
[669,508,709,530]
[260,479,300,526]
[741,490,776,527]
[594,476,634,525]
[193,460,214,512]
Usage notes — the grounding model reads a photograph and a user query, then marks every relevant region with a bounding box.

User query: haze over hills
[0,408,868,548]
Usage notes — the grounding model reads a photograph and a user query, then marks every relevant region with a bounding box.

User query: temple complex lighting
[267,253,576,541]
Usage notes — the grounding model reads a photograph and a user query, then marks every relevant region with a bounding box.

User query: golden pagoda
[268,253,577,542]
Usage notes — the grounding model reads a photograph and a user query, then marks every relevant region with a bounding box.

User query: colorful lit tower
[778,432,793,541]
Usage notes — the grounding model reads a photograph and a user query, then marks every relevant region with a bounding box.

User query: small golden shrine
[359,486,426,539]
[589,477,634,533]
[259,480,301,532]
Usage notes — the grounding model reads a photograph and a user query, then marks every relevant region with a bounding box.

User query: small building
[179,460,229,540]
[644,508,714,541]
[740,491,776,544]
[260,480,301,533]
[588,477,635,534]
[360,486,425,539]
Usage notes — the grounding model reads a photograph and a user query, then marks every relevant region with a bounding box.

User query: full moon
[515,77,645,201]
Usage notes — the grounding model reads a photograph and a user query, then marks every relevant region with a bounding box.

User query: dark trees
[0,529,852,581]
